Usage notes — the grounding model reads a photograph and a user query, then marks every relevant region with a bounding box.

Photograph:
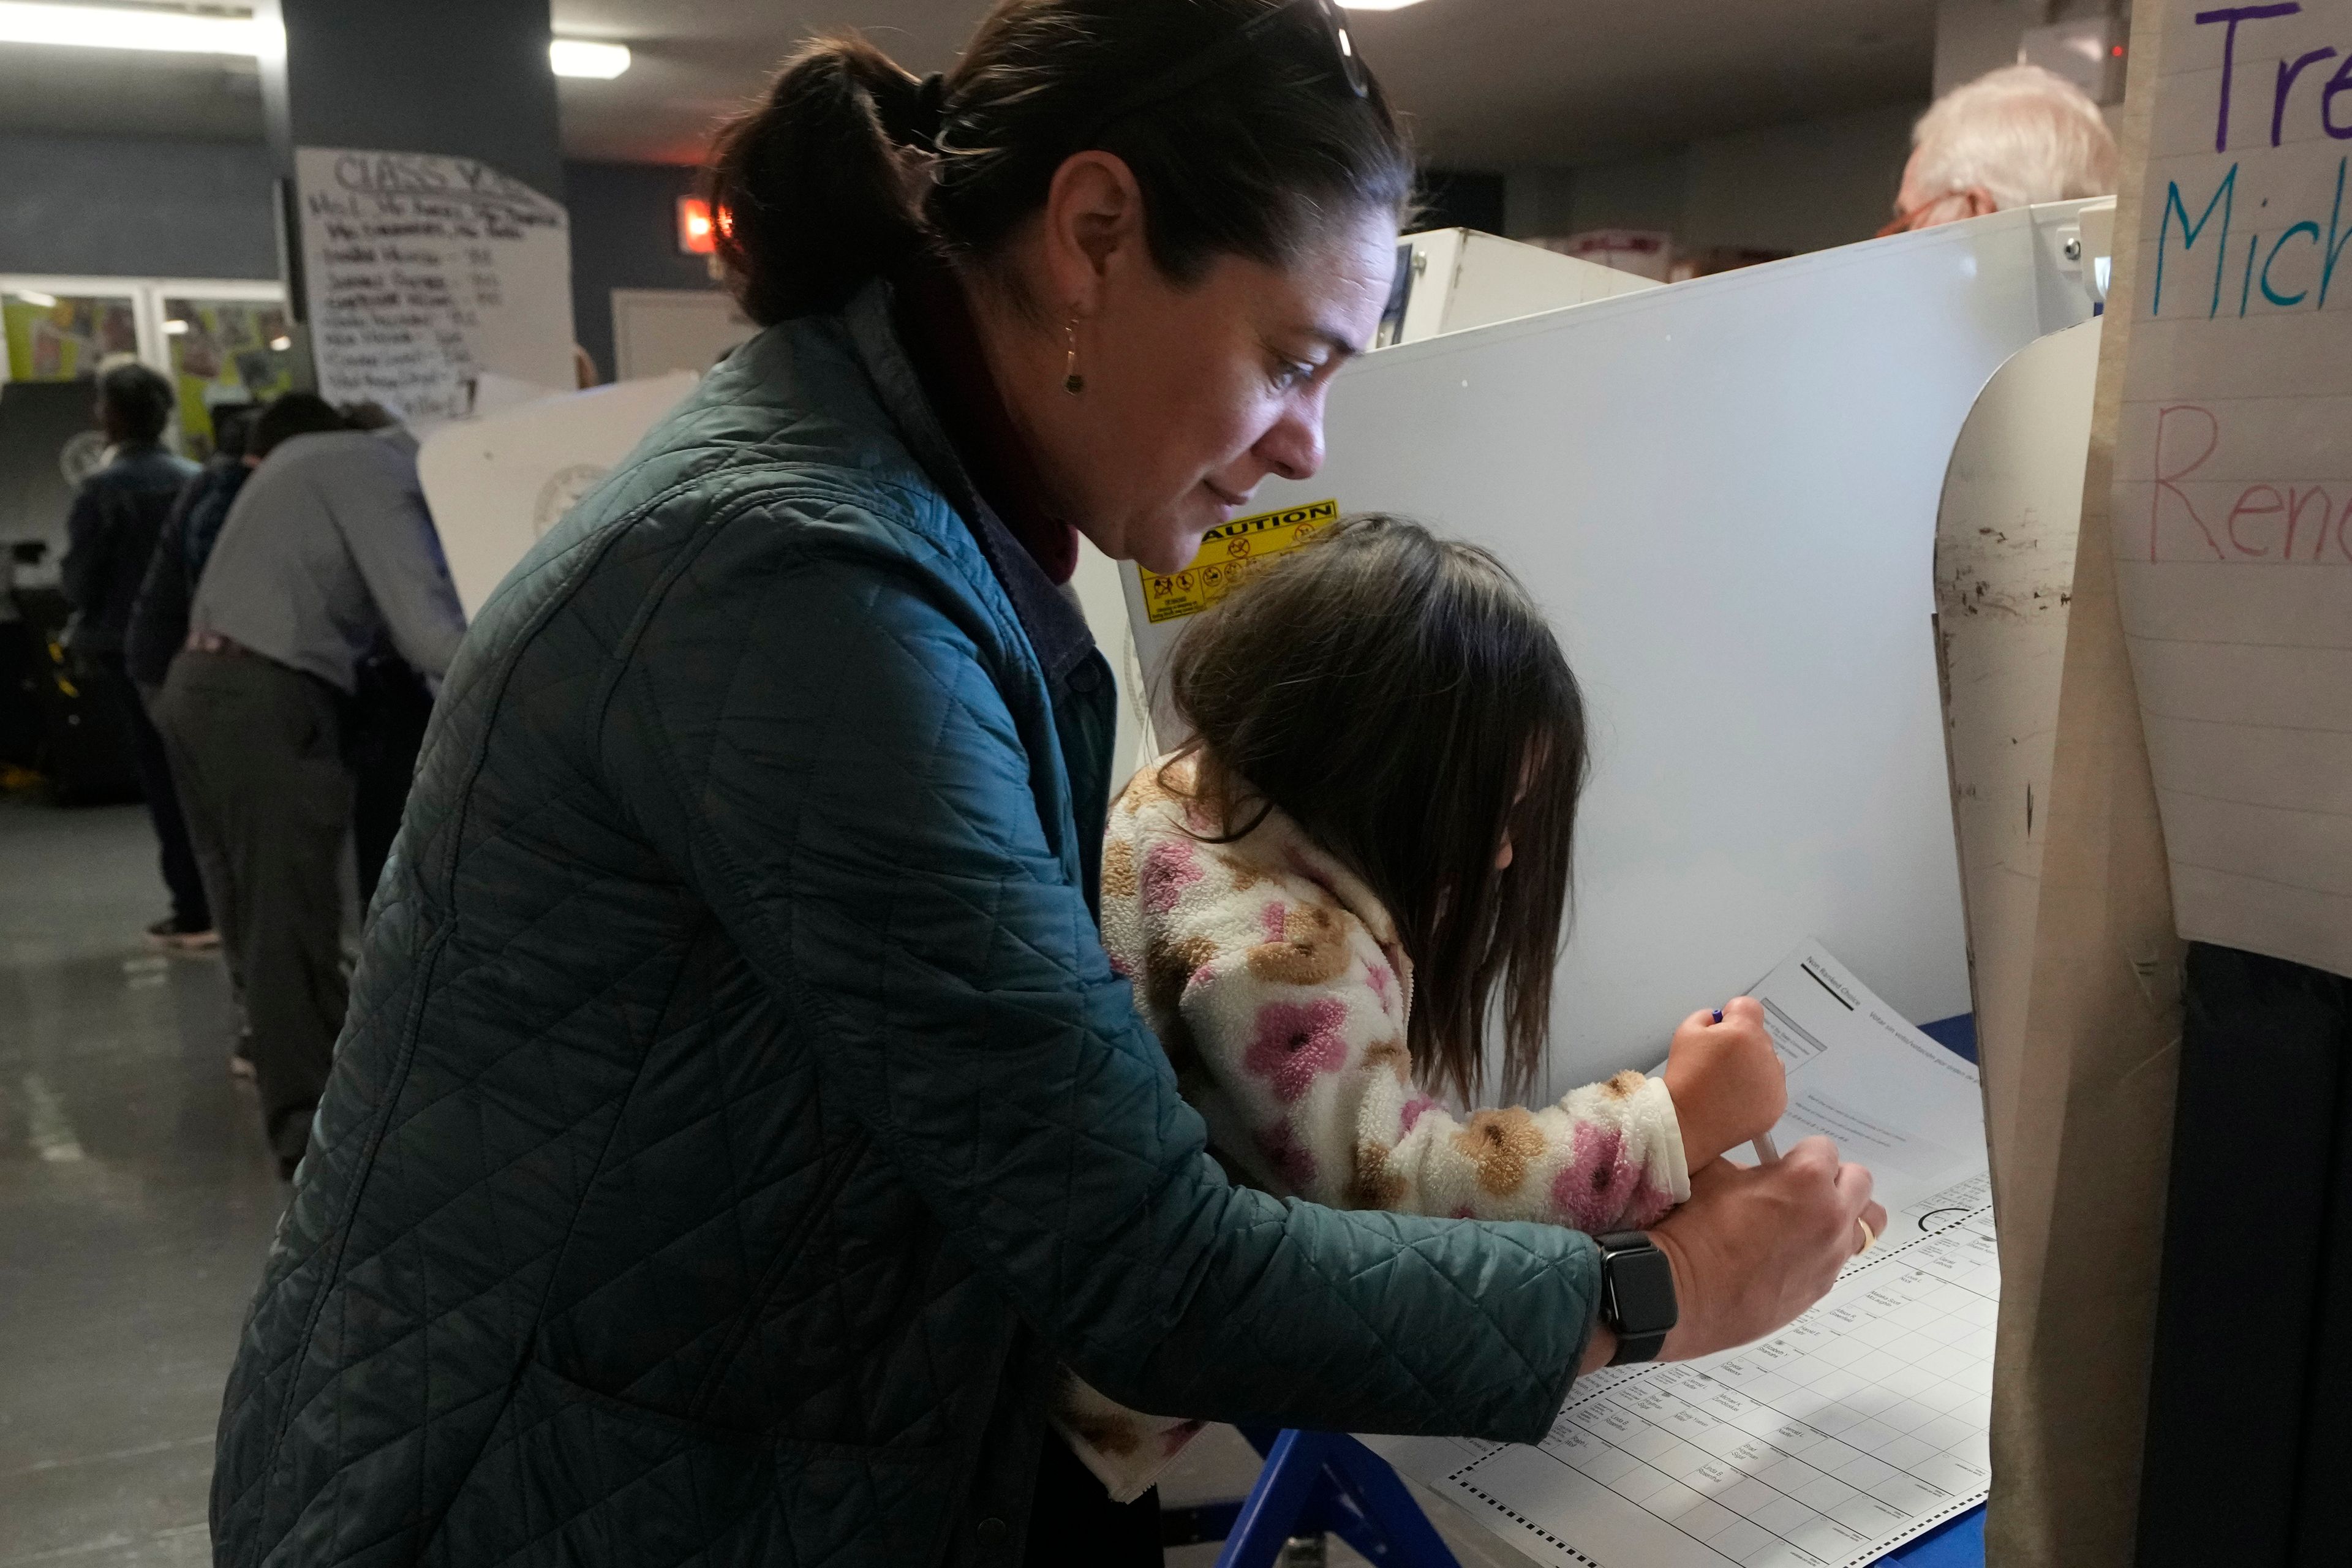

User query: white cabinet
[609,288,755,382]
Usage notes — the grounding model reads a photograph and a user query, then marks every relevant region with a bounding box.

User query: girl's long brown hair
[1161,514,1589,1105]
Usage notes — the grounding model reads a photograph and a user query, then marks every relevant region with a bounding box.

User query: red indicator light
[677,196,717,255]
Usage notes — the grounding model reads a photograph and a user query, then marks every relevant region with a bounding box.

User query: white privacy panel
[1931,320,2099,1205]
[1126,202,2106,1093]
[1390,228,1657,346]
[419,371,698,618]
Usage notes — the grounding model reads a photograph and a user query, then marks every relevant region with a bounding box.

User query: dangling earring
[1063,320,1085,396]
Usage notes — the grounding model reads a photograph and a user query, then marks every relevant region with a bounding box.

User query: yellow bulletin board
[2,293,138,382]
[164,297,297,459]
[1,278,295,462]
[1136,497,1338,623]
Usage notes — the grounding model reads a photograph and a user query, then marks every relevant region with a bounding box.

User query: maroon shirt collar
[892,263,1081,586]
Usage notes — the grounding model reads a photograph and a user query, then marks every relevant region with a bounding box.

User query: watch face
[1610,1248,1679,1336]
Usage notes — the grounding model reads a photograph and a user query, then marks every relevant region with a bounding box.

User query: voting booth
[1087,208,2117,1568]
[1109,200,2109,1096]
[419,371,699,617]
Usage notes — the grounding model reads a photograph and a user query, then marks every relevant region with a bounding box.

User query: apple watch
[1596,1231,1678,1366]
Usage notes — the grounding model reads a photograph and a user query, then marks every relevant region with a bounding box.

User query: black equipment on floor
[10,584,141,805]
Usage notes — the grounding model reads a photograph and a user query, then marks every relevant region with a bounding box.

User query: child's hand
[1661,998,1789,1170]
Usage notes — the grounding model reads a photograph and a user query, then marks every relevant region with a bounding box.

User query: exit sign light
[677,197,717,255]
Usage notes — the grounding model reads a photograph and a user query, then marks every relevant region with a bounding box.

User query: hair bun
[704,36,933,321]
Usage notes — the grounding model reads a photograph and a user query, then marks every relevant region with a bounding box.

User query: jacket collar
[842,281,1099,693]
[889,264,1080,586]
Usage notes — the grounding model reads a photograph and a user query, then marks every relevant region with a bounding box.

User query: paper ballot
[1738,944,1986,1217]
[2111,4,2352,979]
[1373,942,1993,1568]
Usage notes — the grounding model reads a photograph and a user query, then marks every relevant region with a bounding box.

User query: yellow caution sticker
[1136,499,1340,624]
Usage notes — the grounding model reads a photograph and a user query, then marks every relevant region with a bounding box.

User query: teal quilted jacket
[209,284,1603,1567]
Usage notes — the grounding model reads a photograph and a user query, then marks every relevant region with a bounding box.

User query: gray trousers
[156,650,351,1177]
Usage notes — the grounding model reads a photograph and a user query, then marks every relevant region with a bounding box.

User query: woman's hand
[1661,997,1789,1168]
[1648,1142,1886,1363]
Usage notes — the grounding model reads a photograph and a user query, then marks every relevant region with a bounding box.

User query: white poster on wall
[294,146,575,424]
[2113,1,2352,979]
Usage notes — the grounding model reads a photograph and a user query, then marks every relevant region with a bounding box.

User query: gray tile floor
[0,799,1527,1567]
[1,801,281,1566]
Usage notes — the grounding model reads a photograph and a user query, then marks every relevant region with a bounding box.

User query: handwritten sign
[2114,2,2352,976]
[295,147,575,424]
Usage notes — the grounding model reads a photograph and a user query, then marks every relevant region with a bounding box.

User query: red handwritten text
[2147,402,2352,564]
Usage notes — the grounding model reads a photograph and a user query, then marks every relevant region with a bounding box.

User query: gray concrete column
[257,0,563,202]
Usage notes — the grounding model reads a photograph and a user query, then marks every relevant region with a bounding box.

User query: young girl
[1056,514,1785,1499]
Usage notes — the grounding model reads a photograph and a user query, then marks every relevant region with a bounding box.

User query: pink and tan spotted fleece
[1049,753,1691,1502]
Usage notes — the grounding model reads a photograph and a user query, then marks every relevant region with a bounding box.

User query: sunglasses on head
[1305,0,1372,97]
[1079,0,1371,145]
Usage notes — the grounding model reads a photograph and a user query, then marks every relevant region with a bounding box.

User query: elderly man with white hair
[1883,63,2119,235]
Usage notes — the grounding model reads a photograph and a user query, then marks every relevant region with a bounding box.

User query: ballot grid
[1441,1200,1997,1568]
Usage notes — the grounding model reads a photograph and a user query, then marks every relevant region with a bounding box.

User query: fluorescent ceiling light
[549,38,628,78]
[0,7,625,78]
[1337,0,1429,10]
[162,318,189,334]
[0,2,279,56]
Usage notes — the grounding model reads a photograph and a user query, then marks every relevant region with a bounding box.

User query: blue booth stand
[1169,1430,1986,1567]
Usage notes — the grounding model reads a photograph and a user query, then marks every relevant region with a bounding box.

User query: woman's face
[1003,157,1400,575]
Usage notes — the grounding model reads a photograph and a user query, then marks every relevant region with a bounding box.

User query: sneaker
[146,916,221,954]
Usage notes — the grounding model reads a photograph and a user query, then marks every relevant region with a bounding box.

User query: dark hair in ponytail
[706,0,1414,323]
[705,37,930,323]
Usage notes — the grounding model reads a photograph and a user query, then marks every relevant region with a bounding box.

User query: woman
[209,3,1882,1564]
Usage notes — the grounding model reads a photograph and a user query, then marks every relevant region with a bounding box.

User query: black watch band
[1596,1230,1678,1367]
